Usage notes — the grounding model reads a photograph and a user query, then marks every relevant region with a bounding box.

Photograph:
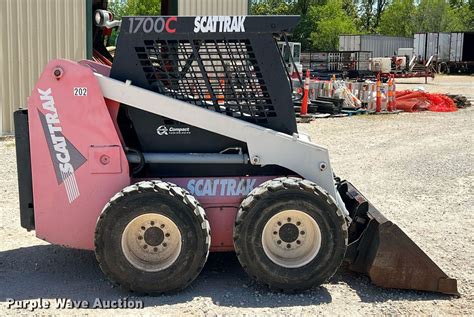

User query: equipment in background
[301,51,372,80]
[397,47,415,58]
[300,49,433,81]
[370,57,392,73]
[13,13,458,296]
[277,41,303,75]
[415,32,474,73]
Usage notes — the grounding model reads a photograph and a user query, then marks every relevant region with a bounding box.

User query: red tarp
[395,91,457,112]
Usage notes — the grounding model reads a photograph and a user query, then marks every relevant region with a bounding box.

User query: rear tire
[233,177,347,292]
[95,180,210,294]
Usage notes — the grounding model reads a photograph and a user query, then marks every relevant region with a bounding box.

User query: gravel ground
[0,76,473,316]
[396,74,474,95]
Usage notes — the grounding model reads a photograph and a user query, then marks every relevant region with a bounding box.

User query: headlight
[94,9,120,29]
[94,11,103,26]
[94,10,112,27]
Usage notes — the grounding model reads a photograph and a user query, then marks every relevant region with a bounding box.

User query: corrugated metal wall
[339,35,361,51]
[339,35,412,58]
[414,33,426,60]
[450,33,464,62]
[426,33,438,61]
[178,0,248,16]
[0,0,87,135]
[414,32,465,62]
[437,33,451,61]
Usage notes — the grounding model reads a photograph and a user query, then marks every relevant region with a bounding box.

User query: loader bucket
[338,181,459,295]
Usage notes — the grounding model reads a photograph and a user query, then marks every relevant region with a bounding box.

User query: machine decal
[128,17,177,34]
[187,178,256,197]
[193,16,246,33]
[37,88,86,203]
[156,125,191,136]
[73,87,88,96]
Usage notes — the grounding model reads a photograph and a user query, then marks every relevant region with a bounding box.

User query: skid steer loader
[13,14,458,295]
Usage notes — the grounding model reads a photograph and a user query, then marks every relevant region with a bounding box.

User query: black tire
[95,180,210,294]
[233,177,347,292]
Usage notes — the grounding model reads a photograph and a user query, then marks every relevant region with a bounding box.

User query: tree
[250,0,292,15]
[108,0,473,50]
[445,0,474,31]
[378,0,416,36]
[342,0,358,19]
[107,0,161,45]
[289,1,327,50]
[109,0,161,18]
[250,1,326,50]
[356,0,388,32]
[373,0,472,35]
[468,0,474,30]
[309,0,358,50]
[291,15,315,51]
[291,0,326,15]
[108,1,127,19]
[413,0,450,32]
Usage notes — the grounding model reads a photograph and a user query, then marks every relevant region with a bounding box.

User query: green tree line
[108,0,473,51]
[251,0,473,50]
[109,0,161,17]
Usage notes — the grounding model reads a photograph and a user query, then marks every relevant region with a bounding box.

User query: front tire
[233,177,347,292]
[95,180,210,293]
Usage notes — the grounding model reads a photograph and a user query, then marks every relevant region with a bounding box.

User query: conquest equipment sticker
[38,88,86,203]
[156,125,191,136]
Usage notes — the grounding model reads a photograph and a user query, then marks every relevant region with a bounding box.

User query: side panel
[449,33,462,62]
[414,33,425,61]
[437,33,451,61]
[28,59,130,250]
[426,33,438,60]
[462,32,474,62]
[360,35,412,58]
[162,176,275,251]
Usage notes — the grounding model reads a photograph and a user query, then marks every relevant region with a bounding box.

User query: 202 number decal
[73,87,88,96]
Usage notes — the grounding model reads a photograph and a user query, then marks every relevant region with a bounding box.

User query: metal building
[0,0,87,135]
[339,35,413,58]
[177,0,248,15]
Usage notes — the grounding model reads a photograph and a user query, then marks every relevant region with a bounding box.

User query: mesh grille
[135,39,276,124]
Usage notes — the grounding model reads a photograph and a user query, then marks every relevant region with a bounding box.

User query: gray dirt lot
[0,75,473,316]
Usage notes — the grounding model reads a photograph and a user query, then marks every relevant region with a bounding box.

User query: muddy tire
[233,177,347,292]
[95,180,210,294]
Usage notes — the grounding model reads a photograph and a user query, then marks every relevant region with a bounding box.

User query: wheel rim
[261,210,321,268]
[121,213,182,272]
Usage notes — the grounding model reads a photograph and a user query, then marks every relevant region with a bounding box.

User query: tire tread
[233,177,348,292]
[95,180,210,293]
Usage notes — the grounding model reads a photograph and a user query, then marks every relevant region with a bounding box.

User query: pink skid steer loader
[13,14,457,295]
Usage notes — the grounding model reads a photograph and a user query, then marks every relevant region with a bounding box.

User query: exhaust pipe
[338,181,459,295]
